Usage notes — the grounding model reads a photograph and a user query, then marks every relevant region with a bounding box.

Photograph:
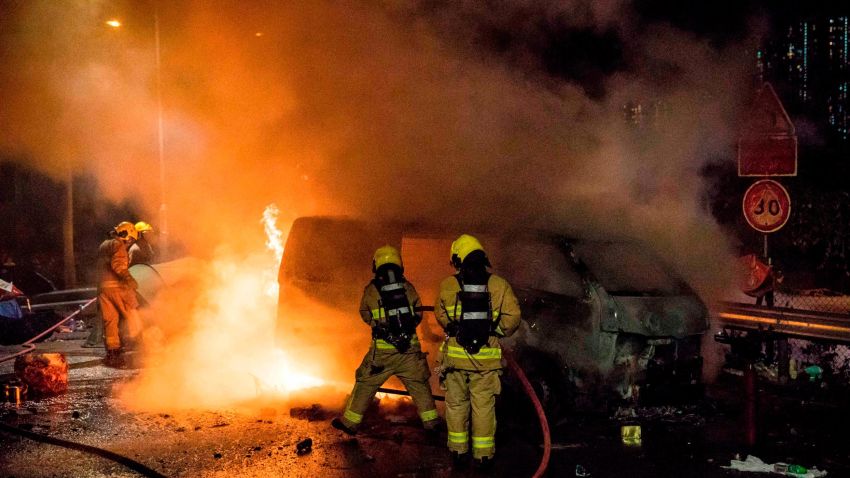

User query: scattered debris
[620,425,641,447]
[614,406,706,427]
[547,443,585,450]
[296,438,313,455]
[804,365,824,381]
[289,403,331,421]
[724,455,827,477]
[385,414,406,423]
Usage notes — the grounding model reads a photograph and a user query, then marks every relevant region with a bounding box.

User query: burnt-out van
[277,216,708,411]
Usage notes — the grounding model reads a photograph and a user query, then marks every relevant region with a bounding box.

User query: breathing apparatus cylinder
[374,264,416,353]
[454,251,494,355]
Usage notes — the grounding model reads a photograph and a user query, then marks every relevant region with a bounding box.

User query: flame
[261,204,284,298]
[252,203,325,393]
[121,204,334,410]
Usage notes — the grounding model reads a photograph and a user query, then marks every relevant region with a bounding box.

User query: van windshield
[572,241,682,296]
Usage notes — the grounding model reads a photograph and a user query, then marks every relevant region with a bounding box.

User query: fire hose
[379,348,551,478]
[504,349,551,478]
[0,298,98,364]
[0,297,170,477]
[0,422,168,478]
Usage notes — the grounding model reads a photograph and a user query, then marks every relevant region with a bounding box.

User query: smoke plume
[0,0,760,406]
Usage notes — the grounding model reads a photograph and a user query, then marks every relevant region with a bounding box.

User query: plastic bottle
[774,463,808,475]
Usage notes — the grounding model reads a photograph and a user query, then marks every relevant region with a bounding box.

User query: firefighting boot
[451,451,469,469]
[103,349,126,369]
[474,456,494,470]
[331,418,357,436]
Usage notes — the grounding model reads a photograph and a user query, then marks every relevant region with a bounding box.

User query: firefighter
[435,234,521,468]
[129,221,156,266]
[98,221,142,367]
[331,246,440,435]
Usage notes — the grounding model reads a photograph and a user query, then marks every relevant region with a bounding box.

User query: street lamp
[106,11,169,259]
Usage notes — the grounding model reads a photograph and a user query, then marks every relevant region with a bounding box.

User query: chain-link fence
[761,289,850,389]
[774,289,850,314]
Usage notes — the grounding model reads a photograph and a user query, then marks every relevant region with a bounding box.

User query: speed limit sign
[742,179,791,233]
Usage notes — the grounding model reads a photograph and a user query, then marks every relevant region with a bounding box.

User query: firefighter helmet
[134,221,154,233]
[450,234,485,267]
[373,245,402,271]
[114,221,138,242]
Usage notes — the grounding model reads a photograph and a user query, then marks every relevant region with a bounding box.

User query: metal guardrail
[715,301,850,343]
[27,299,98,312]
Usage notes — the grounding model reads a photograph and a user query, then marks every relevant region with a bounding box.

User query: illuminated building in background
[622,100,669,130]
[759,15,849,141]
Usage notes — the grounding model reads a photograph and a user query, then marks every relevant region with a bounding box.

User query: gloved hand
[445,321,459,337]
[124,276,139,290]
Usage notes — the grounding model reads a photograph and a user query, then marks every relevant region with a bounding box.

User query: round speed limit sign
[742,179,791,233]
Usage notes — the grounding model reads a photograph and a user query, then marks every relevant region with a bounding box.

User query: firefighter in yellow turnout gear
[332,246,440,435]
[435,234,521,468]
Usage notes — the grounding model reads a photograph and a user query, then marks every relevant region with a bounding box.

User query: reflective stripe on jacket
[435,273,521,371]
[359,281,423,354]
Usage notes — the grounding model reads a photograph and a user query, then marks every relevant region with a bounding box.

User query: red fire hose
[504,349,551,478]
[0,298,98,364]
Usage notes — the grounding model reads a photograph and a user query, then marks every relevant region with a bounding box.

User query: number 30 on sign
[742,179,791,233]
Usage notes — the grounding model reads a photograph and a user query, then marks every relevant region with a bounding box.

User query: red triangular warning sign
[742,82,795,136]
[738,82,797,177]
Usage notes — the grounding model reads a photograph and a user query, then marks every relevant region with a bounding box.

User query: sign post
[739,82,797,266]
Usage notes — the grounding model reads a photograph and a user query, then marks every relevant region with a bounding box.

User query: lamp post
[153,8,168,259]
[106,8,168,259]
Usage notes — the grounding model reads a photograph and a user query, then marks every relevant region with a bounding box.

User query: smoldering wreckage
[0,215,844,477]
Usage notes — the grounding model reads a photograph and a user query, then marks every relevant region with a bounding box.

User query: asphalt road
[1,338,848,477]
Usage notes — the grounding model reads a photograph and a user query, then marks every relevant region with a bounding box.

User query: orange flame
[120,205,335,411]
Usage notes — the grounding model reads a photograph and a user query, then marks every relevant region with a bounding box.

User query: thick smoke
[1,0,759,404]
[0,0,750,289]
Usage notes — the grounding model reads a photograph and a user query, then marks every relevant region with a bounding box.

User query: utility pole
[63,167,77,288]
[155,6,169,260]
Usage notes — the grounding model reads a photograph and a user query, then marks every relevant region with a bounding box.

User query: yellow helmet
[134,221,154,233]
[451,234,485,265]
[373,245,402,271]
[114,221,139,242]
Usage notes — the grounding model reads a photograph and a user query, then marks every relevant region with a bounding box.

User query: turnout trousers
[340,348,439,430]
[444,369,501,459]
[98,287,141,351]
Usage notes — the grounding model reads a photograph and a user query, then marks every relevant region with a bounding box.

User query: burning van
[276,216,708,411]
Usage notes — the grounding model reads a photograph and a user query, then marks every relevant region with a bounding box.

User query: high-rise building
[758,15,849,141]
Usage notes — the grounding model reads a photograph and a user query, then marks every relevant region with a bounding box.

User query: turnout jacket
[98,238,133,289]
[359,281,423,354]
[435,273,521,371]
